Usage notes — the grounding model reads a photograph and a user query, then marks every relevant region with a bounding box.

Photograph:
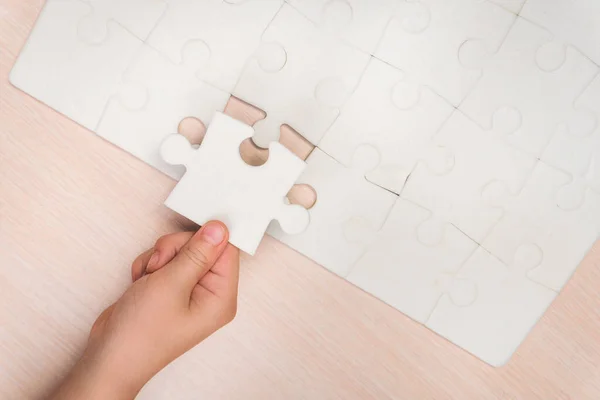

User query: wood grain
[1,2,599,399]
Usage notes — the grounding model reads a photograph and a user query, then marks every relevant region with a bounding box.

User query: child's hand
[51,221,240,400]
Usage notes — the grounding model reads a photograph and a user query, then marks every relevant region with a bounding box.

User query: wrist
[51,346,145,400]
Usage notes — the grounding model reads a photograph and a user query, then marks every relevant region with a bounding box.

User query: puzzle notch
[161,112,309,255]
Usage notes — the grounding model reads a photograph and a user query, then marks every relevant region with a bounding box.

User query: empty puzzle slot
[178,117,206,146]
[224,96,267,126]
[287,184,317,210]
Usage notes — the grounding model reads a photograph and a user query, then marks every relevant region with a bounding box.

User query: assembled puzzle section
[78,0,166,43]
[375,0,515,106]
[346,198,478,324]
[459,17,598,157]
[286,0,398,54]
[147,0,282,92]
[9,0,142,131]
[319,57,454,194]
[426,247,557,367]
[268,148,397,277]
[481,162,600,291]
[96,44,230,179]
[233,4,370,147]
[401,111,537,243]
[542,74,600,203]
[521,0,600,65]
[161,112,309,255]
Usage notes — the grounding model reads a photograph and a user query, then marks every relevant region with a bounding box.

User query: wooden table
[1,2,599,398]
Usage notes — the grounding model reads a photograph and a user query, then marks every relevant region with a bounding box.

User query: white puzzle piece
[375,0,515,106]
[460,17,598,157]
[233,4,370,147]
[268,148,397,277]
[9,0,142,131]
[402,111,537,243]
[482,161,600,291]
[426,247,557,367]
[161,112,309,255]
[521,0,600,65]
[542,74,600,197]
[147,0,282,92]
[78,0,167,43]
[286,0,397,54]
[319,57,454,194]
[96,44,230,179]
[346,198,478,324]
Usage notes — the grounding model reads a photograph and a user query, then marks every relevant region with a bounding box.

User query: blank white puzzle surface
[11,0,600,366]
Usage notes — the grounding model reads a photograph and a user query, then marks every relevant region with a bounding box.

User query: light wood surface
[2,2,600,399]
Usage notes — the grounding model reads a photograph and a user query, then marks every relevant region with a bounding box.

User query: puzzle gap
[224,96,266,126]
[178,117,206,145]
[286,184,317,210]
[239,137,268,166]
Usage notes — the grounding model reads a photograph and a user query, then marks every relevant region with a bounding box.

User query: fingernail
[202,222,226,246]
[147,251,160,270]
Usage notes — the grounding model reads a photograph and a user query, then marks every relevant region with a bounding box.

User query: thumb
[164,221,230,293]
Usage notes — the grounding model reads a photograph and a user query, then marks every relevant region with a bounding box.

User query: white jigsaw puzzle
[286,0,398,54]
[147,0,282,92]
[427,246,557,367]
[233,4,370,147]
[268,148,397,277]
[375,0,515,106]
[521,0,600,65]
[9,0,142,131]
[319,57,454,194]
[161,112,309,255]
[402,111,537,243]
[96,44,230,179]
[481,161,600,291]
[460,17,598,157]
[346,198,478,324]
[10,0,600,367]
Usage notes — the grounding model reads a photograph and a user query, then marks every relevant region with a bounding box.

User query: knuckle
[180,245,211,267]
[221,298,238,324]
[154,235,170,250]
